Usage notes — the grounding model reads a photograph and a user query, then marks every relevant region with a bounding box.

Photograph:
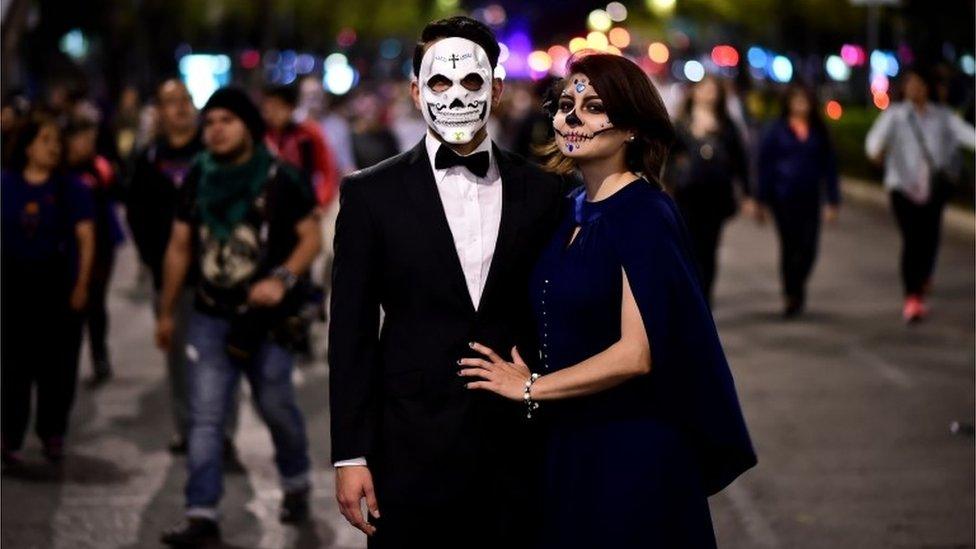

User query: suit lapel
[480,146,525,313]
[402,140,476,313]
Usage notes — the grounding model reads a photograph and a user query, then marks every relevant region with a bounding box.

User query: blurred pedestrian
[1,117,95,466]
[156,87,319,546]
[318,92,357,175]
[349,89,400,169]
[127,78,242,455]
[1,92,31,165]
[262,84,340,208]
[667,75,753,305]
[865,68,976,322]
[64,114,125,386]
[513,77,557,163]
[113,85,142,160]
[757,83,840,318]
[262,83,340,354]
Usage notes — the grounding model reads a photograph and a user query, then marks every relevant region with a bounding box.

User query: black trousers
[772,199,822,302]
[678,206,726,305]
[366,499,540,549]
[1,271,84,451]
[85,248,116,368]
[890,190,946,296]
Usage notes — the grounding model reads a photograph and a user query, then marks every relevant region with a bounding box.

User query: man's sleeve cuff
[334,457,367,467]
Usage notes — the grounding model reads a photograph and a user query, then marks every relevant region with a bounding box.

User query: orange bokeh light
[608,27,631,49]
[648,42,669,64]
[825,100,843,120]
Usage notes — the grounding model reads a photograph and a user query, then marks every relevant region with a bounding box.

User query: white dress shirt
[334,131,503,468]
[865,101,976,203]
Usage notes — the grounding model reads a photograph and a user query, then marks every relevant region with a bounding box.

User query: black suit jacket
[329,139,566,510]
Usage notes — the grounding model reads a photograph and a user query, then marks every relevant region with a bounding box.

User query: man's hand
[823,204,840,225]
[156,314,175,351]
[739,197,758,220]
[753,203,769,225]
[248,277,286,307]
[336,465,379,536]
[69,284,89,312]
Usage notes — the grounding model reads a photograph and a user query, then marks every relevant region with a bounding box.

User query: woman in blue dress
[459,53,756,548]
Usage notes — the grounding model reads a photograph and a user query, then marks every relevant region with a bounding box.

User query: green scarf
[196,144,273,242]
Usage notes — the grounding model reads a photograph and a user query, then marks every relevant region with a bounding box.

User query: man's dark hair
[412,16,500,78]
[263,84,299,107]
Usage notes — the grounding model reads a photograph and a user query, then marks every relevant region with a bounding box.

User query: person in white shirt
[865,67,976,322]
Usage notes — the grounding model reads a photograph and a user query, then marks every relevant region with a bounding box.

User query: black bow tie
[434,145,490,178]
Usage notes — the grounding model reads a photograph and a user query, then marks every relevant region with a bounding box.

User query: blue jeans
[183,311,310,519]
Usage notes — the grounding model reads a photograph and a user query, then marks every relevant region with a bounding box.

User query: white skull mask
[418,37,494,144]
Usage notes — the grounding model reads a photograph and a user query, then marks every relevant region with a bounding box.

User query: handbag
[906,109,959,202]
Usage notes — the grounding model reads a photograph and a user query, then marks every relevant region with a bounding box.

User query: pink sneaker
[903,295,926,323]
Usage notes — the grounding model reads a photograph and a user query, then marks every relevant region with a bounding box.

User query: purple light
[501,29,532,79]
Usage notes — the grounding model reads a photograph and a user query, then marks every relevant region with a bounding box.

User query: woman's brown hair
[539,52,675,185]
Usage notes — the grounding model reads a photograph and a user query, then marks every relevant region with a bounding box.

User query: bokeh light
[711,45,739,67]
[770,55,793,82]
[824,55,850,81]
[608,28,631,49]
[825,100,843,120]
[587,31,609,51]
[569,37,588,54]
[647,0,676,17]
[870,73,889,95]
[179,54,232,108]
[961,54,976,76]
[747,46,768,69]
[683,60,705,82]
[606,2,628,22]
[648,42,669,64]
[588,10,613,32]
[528,50,553,73]
[840,44,866,66]
[873,91,890,110]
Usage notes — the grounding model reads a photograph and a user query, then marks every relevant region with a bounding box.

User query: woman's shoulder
[605,180,682,235]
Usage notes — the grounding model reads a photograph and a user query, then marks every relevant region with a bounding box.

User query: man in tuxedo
[329,16,567,549]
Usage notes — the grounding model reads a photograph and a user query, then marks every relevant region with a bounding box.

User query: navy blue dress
[529,180,756,548]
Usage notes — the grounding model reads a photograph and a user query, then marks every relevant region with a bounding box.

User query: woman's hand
[459,343,532,401]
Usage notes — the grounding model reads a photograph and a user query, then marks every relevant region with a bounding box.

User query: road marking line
[849,345,914,388]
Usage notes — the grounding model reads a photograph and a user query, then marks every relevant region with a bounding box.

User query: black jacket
[328,140,566,511]
[125,135,203,287]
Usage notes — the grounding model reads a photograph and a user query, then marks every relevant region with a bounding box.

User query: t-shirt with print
[1,170,95,288]
[175,160,315,317]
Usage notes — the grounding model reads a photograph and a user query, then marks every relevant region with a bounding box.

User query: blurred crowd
[0,56,973,537]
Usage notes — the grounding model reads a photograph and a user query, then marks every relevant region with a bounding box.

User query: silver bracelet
[523,373,542,419]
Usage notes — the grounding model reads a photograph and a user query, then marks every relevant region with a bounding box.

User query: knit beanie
[201,87,266,143]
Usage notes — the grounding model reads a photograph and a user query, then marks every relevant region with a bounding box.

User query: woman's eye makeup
[584,102,605,114]
[558,100,575,113]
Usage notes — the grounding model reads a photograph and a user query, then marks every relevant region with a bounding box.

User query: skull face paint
[553,74,619,154]
[418,37,494,144]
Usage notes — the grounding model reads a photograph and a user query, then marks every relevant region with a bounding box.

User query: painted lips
[556,129,594,143]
